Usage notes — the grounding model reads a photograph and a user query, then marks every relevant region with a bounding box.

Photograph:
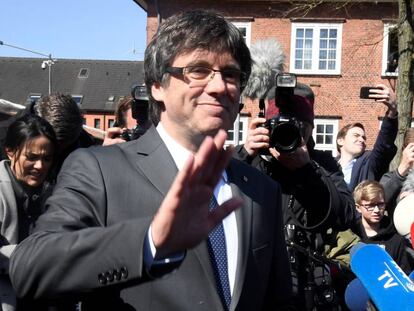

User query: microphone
[242,38,285,100]
[394,193,414,238]
[344,278,370,311]
[350,243,414,310]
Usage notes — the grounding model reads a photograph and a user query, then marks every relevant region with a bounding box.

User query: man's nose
[205,72,227,93]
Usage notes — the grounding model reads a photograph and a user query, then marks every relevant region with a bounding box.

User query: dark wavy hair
[144,9,252,123]
[4,114,58,181]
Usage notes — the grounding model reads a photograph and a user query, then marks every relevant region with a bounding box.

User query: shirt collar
[156,122,228,184]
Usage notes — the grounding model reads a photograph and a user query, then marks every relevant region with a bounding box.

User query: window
[94,118,101,129]
[71,95,83,107]
[108,119,115,128]
[232,22,251,47]
[382,24,398,76]
[290,23,342,75]
[226,115,249,146]
[78,68,89,78]
[312,118,339,156]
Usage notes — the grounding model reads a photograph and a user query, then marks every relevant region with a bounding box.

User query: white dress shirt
[156,123,238,294]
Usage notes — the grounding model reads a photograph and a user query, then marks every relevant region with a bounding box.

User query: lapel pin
[243,176,248,182]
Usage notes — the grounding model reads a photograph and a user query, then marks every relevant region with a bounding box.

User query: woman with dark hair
[0,114,57,311]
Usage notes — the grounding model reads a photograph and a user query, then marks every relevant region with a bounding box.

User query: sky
[0,0,147,61]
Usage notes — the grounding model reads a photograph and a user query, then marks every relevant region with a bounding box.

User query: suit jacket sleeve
[9,147,154,299]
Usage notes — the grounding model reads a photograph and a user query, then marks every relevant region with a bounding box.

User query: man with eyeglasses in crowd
[9,10,294,310]
[352,180,414,274]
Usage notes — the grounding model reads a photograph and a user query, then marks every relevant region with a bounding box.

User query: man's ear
[337,138,344,149]
[151,82,165,102]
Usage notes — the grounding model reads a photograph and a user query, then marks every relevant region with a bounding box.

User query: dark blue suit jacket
[348,116,397,191]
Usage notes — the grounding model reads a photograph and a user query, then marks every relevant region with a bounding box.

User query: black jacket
[235,139,356,234]
[352,216,414,275]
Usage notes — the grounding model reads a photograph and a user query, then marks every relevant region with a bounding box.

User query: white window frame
[232,22,251,47]
[382,23,398,77]
[290,22,343,75]
[313,118,339,156]
[226,115,249,146]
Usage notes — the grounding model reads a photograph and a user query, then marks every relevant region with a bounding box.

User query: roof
[0,57,144,112]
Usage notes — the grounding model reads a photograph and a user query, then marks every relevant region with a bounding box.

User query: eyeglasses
[165,66,247,87]
[358,202,386,212]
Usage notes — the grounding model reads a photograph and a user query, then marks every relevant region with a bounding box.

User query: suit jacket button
[98,273,107,285]
[105,270,114,283]
[114,269,121,281]
[120,266,128,279]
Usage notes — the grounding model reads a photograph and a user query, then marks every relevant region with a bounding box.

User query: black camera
[260,73,303,153]
[121,84,150,141]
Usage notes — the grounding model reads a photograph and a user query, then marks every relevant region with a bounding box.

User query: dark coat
[347,116,398,192]
[10,126,293,311]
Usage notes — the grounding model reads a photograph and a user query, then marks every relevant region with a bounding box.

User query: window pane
[387,27,399,73]
[329,40,337,49]
[304,49,312,59]
[295,49,303,59]
[305,39,313,48]
[238,27,246,37]
[319,60,326,69]
[316,135,324,144]
[320,39,327,49]
[305,29,313,38]
[326,125,333,133]
[296,39,303,48]
[328,60,336,69]
[316,124,324,132]
[326,135,333,144]
[296,28,304,38]
[295,60,302,69]
[304,60,312,69]
[94,119,101,129]
[329,29,337,38]
[319,50,327,59]
[328,50,336,59]
[320,29,328,38]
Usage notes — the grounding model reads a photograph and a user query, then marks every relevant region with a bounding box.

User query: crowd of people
[0,9,413,311]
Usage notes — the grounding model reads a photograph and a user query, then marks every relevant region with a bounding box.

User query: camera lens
[269,121,302,153]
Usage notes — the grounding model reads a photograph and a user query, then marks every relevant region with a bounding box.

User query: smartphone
[360,86,382,99]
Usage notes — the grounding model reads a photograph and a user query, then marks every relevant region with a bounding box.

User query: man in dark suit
[9,10,293,310]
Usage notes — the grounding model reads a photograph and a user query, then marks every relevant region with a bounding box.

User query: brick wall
[145,1,399,148]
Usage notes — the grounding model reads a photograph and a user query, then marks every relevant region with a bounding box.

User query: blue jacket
[347,116,398,191]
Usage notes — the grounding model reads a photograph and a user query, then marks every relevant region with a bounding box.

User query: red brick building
[135,0,399,155]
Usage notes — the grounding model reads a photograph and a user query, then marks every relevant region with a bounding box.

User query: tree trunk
[390,0,414,170]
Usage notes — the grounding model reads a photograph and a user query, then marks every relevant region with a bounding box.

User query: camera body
[121,84,150,141]
[261,73,303,153]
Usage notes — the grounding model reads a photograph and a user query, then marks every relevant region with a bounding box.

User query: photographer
[235,81,356,310]
[103,85,152,146]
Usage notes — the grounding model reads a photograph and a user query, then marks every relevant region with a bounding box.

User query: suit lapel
[227,161,253,310]
[133,126,178,196]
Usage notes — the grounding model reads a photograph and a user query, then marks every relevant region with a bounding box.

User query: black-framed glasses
[165,66,247,87]
[358,202,386,212]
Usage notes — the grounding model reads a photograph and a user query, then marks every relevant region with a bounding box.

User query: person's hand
[369,84,397,118]
[398,142,414,177]
[150,130,243,258]
[102,127,127,146]
[243,117,269,156]
[269,139,311,170]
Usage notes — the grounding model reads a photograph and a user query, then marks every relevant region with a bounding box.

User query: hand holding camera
[243,117,270,156]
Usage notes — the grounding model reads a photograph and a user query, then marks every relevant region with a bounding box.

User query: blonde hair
[353,180,384,204]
